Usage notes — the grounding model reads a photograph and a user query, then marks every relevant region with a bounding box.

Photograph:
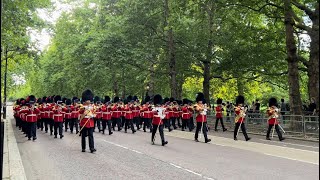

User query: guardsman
[20,95,40,141]
[111,97,122,131]
[233,95,251,141]
[142,99,153,133]
[70,97,80,134]
[52,95,64,139]
[132,98,141,130]
[215,98,227,132]
[79,89,96,153]
[124,98,136,133]
[45,96,54,136]
[19,99,28,136]
[194,93,211,143]
[93,96,102,132]
[101,96,113,135]
[151,94,168,146]
[63,99,73,133]
[181,99,192,131]
[36,98,43,130]
[13,99,21,128]
[266,98,285,141]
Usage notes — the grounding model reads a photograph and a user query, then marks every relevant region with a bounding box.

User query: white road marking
[259,139,319,149]
[263,153,319,165]
[104,140,216,180]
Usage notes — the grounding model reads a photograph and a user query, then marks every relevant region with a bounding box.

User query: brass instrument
[235,106,247,123]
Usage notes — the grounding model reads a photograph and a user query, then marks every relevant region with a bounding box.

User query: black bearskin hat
[217,98,223,104]
[153,94,162,105]
[145,95,151,103]
[196,92,205,103]
[268,97,278,107]
[42,96,47,103]
[54,95,62,103]
[104,96,110,103]
[16,99,21,105]
[169,97,175,102]
[62,97,67,103]
[127,95,132,102]
[164,97,170,103]
[28,95,36,102]
[20,98,26,105]
[66,99,72,105]
[236,95,245,105]
[82,89,94,102]
[133,95,138,101]
[177,100,182,105]
[72,96,78,102]
[182,99,188,105]
[94,96,100,103]
[37,98,42,104]
[113,96,120,103]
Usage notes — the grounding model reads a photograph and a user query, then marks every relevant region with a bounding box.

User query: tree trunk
[113,72,119,97]
[308,3,319,112]
[149,61,155,97]
[284,0,303,116]
[236,78,244,96]
[164,0,177,99]
[203,1,214,104]
[121,70,126,99]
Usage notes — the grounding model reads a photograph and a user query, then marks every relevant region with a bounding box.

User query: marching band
[12,90,286,153]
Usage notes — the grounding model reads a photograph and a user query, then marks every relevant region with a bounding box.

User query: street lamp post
[2,48,8,119]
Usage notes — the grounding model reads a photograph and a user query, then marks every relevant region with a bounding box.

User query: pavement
[4,107,320,180]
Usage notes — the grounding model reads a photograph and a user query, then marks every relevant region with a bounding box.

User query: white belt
[27,114,37,117]
[53,114,63,116]
[65,113,71,115]
[102,112,111,114]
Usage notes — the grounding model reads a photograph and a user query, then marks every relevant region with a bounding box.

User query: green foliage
[3,0,313,108]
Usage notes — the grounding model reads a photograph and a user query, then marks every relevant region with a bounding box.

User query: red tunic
[71,106,79,119]
[124,105,134,120]
[20,107,40,122]
[53,106,64,122]
[267,107,279,125]
[63,105,73,119]
[111,105,122,118]
[143,106,153,119]
[79,108,95,128]
[181,106,191,120]
[152,111,162,125]
[235,106,245,123]
[101,105,112,120]
[215,106,223,118]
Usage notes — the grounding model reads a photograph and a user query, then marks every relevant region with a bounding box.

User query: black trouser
[22,121,27,133]
[143,118,151,132]
[234,122,249,139]
[45,118,54,134]
[266,124,283,140]
[194,122,209,140]
[151,124,165,143]
[188,117,194,131]
[125,119,135,132]
[69,118,79,133]
[101,120,112,134]
[133,117,140,129]
[15,117,21,129]
[163,119,172,131]
[182,119,188,130]
[64,119,69,132]
[215,117,226,130]
[94,118,101,131]
[170,117,177,129]
[177,117,182,127]
[112,117,122,131]
[54,122,63,137]
[81,127,94,150]
[27,122,37,139]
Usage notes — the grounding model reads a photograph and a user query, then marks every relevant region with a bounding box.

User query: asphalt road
[9,108,319,180]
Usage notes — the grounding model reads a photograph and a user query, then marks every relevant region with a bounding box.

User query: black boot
[162,141,168,146]
[90,148,97,153]
[205,139,211,143]
[60,135,64,139]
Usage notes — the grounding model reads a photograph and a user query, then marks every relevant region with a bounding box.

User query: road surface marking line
[263,153,319,165]
[259,139,319,149]
[104,140,216,179]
